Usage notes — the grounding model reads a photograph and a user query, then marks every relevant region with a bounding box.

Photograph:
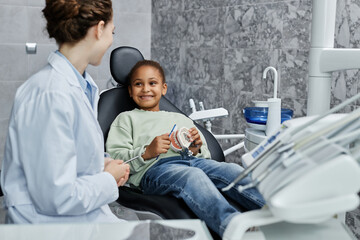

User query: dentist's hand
[142,134,171,160]
[104,160,130,187]
[188,127,202,156]
[104,157,112,166]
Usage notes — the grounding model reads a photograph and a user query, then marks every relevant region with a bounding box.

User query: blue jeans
[140,154,265,237]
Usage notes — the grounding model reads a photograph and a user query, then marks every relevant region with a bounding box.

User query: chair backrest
[98,46,142,142]
[110,46,144,86]
[98,46,225,162]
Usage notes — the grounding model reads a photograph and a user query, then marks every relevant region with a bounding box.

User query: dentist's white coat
[1,52,121,223]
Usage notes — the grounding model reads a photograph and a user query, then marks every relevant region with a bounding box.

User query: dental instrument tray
[243,107,293,125]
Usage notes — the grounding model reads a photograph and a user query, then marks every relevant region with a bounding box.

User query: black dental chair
[98,46,239,238]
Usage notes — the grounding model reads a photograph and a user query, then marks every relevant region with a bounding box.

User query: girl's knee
[226,162,244,171]
[181,168,213,187]
[216,162,244,179]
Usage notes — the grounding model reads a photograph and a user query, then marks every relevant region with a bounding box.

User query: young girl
[106,60,265,237]
[1,0,130,224]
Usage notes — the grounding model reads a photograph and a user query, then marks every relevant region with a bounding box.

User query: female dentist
[0,0,130,223]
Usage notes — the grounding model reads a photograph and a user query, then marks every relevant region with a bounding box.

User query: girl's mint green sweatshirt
[106,108,211,188]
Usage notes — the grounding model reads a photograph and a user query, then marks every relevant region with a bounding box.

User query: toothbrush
[155,124,177,160]
[169,124,177,137]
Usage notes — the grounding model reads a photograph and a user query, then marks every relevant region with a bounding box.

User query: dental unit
[223,89,360,191]
[222,91,360,239]
[220,1,360,238]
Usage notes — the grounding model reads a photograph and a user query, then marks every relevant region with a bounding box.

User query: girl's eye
[134,82,142,86]
[150,82,157,86]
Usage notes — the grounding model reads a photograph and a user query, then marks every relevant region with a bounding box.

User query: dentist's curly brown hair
[42,0,113,44]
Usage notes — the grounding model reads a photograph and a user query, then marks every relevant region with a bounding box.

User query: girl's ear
[161,83,168,96]
[128,85,132,97]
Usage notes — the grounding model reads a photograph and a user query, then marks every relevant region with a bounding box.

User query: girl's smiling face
[128,65,167,111]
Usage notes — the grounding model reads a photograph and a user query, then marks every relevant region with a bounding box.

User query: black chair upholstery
[98,46,233,222]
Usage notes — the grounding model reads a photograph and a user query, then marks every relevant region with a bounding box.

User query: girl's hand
[188,127,202,156]
[142,134,171,160]
[104,160,130,187]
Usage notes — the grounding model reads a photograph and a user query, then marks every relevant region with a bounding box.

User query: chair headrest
[110,46,145,86]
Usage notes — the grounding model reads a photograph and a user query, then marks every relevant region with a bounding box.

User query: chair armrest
[189,108,228,122]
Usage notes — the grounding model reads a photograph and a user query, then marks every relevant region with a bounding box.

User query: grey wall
[0,0,152,166]
[151,0,360,238]
[151,0,360,159]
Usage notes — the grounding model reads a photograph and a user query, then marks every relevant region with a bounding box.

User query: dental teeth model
[170,127,192,153]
